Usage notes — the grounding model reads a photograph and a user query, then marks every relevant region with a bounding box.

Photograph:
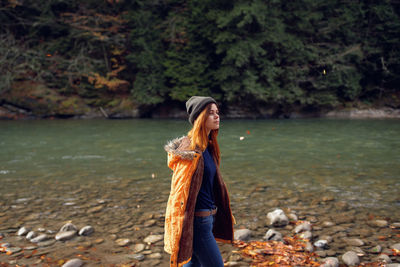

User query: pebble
[234,229,252,241]
[87,205,104,213]
[321,257,339,267]
[143,234,163,244]
[370,219,388,228]
[78,226,94,236]
[322,221,335,227]
[391,222,400,228]
[5,247,22,254]
[60,223,78,232]
[288,213,298,221]
[264,229,283,241]
[24,246,38,250]
[387,264,400,267]
[116,238,131,246]
[38,240,56,247]
[314,240,329,249]
[294,221,312,233]
[342,251,360,266]
[56,230,77,241]
[344,238,364,246]
[376,254,392,263]
[133,243,146,253]
[144,219,157,227]
[225,262,240,266]
[266,209,289,227]
[31,234,49,243]
[391,243,400,250]
[305,242,314,252]
[17,226,30,236]
[129,254,145,261]
[369,245,382,254]
[148,252,162,259]
[62,258,83,267]
[26,231,36,240]
[298,230,312,240]
[94,238,104,244]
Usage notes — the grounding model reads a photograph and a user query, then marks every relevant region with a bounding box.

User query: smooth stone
[116,238,131,246]
[370,219,388,228]
[24,246,38,250]
[148,252,162,259]
[342,251,360,266]
[322,221,335,227]
[133,243,146,253]
[322,195,335,202]
[60,223,78,232]
[17,227,30,236]
[315,250,326,257]
[225,262,239,266]
[370,245,382,254]
[288,213,298,221]
[78,226,94,236]
[264,229,283,241]
[321,257,339,267]
[314,240,329,249]
[391,243,400,250]
[144,219,157,227]
[55,230,77,241]
[129,254,145,261]
[94,238,104,244]
[319,235,333,243]
[26,231,36,240]
[387,264,400,267]
[234,229,252,241]
[31,234,49,243]
[294,221,312,233]
[266,209,289,227]
[298,231,312,240]
[377,254,392,263]
[62,258,83,267]
[5,247,22,254]
[391,222,400,228]
[38,240,56,247]
[87,205,104,213]
[143,234,163,244]
[345,238,364,246]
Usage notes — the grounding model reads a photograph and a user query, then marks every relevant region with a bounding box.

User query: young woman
[164,96,235,267]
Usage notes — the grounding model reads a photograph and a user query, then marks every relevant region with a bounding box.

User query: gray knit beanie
[186,96,217,125]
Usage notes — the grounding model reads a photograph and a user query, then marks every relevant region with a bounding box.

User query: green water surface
[1,118,399,210]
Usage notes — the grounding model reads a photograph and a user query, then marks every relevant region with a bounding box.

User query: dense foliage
[1,0,399,115]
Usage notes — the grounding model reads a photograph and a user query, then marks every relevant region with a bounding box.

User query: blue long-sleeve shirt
[195,146,216,210]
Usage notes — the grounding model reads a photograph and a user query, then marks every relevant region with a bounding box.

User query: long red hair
[187,104,221,166]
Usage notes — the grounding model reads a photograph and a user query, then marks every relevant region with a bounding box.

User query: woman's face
[205,103,220,132]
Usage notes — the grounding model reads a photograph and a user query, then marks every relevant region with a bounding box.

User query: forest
[1,0,399,118]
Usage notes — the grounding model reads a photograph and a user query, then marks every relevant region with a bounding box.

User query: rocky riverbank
[0,177,399,266]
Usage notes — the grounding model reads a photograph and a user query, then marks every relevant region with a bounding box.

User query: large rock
[266,209,289,227]
[342,251,360,266]
[234,229,252,241]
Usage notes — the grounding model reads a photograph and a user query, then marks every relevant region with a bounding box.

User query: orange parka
[164,136,235,267]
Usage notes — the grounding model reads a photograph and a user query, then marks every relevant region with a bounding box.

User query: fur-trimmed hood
[164,136,197,160]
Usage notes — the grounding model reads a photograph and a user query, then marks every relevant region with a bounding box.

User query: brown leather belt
[194,207,217,217]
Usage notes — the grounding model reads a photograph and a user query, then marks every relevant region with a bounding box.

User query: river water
[0,118,399,265]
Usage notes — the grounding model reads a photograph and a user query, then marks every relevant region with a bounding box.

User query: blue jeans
[183,212,224,267]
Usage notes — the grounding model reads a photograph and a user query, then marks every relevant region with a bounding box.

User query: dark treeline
[1,0,399,117]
